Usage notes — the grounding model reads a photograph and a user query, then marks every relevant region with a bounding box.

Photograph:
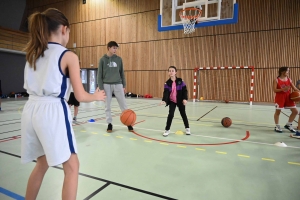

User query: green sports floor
[1,97,300,200]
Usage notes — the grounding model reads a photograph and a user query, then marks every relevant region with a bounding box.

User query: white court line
[92,121,300,149]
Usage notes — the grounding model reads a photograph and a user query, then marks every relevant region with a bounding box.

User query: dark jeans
[165,101,189,130]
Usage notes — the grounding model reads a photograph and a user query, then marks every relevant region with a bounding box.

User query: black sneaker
[284,124,296,133]
[128,125,134,132]
[107,123,113,133]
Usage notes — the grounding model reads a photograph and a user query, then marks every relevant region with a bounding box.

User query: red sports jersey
[275,77,295,109]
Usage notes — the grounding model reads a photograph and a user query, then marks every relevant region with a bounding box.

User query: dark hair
[107,41,119,49]
[278,66,289,77]
[168,66,177,72]
[24,8,69,70]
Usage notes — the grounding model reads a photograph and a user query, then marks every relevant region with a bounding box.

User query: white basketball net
[181,19,197,34]
[179,8,202,34]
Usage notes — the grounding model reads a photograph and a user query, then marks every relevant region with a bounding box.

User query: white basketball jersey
[24,42,71,99]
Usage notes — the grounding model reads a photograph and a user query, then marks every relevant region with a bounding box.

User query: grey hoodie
[97,54,126,90]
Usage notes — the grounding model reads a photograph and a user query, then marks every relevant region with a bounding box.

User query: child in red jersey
[273,67,299,133]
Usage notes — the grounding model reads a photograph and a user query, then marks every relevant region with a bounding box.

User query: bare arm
[61,51,106,102]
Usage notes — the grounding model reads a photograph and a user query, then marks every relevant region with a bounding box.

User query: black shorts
[68,92,80,107]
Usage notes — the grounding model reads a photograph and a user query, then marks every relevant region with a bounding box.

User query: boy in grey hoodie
[97,41,133,132]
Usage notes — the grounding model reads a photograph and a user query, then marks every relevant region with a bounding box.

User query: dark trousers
[165,101,189,130]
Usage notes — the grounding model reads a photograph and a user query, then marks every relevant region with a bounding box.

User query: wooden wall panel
[19,0,300,102]
[118,0,137,15]
[132,41,156,71]
[120,14,137,43]
[137,11,159,41]
[0,27,28,51]
[94,20,106,46]
[87,0,97,21]
[74,23,83,48]
[118,43,137,71]
[106,0,119,18]
[136,0,160,13]
[105,17,121,44]
[95,0,107,20]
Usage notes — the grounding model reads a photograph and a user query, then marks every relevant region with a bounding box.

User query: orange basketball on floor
[290,91,300,102]
[221,117,232,128]
[120,109,136,126]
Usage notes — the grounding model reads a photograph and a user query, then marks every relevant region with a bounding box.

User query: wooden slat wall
[17,0,300,102]
[0,27,29,51]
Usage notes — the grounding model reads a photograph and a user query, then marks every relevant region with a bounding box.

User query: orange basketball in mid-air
[221,117,232,128]
[120,109,136,126]
[290,91,300,102]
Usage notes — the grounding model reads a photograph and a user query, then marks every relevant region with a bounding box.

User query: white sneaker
[186,128,191,135]
[274,126,282,133]
[163,130,170,137]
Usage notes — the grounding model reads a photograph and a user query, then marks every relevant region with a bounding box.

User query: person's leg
[274,109,282,132]
[113,84,127,111]
[113,84,134,130]
[178,104,190,134]
[103,84,113,124]
[62,154,79,200]
[25,155,49,200]
[165,102,176,130]
[74,106,79,119]
[288,108,298,124]
[163,102,176,136]
[290,111,300,138]
[274,109,281,125]
[178,104,189,128]
[283,108,298,132]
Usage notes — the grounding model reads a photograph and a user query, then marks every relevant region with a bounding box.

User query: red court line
[133,120,145,126]
[132,131,250,146]
[0,136,21,143]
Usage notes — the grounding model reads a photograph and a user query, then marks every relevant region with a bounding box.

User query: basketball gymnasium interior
[1,0,300,199]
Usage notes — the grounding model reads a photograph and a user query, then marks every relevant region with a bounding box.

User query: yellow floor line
[80,130,86,132]
[177,145,186,148]
[216,151,227,154]
[195,148,206,151]
[144,140,152,143]
[238,154,250,158]
[18,106,23,114]
[262,158,275,162]
[116,136,123,138]
[160,143,168,145]
[130,138,137,140]
[288,162,300,166]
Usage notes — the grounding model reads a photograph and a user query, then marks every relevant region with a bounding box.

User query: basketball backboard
[158,0,238,32]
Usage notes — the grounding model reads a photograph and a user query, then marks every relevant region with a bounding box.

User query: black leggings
[165,101,189,130]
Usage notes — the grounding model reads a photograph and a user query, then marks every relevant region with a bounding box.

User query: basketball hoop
[179,8,202,34]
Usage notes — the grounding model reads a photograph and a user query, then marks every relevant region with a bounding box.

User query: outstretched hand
[160,101,166,105]
[94,87,106,101]
[183,100,187,105]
